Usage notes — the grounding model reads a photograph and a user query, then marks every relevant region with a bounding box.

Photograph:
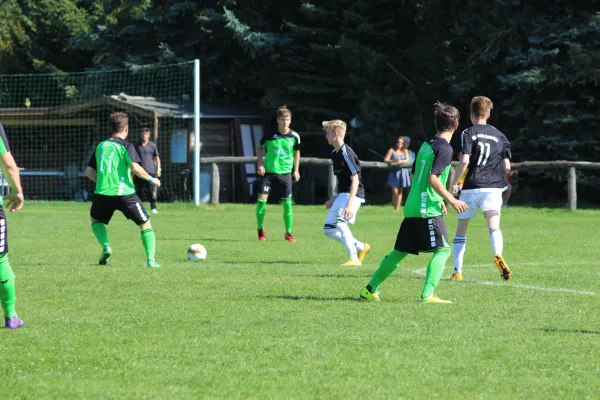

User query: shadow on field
[312,273,374,278]
[220,260,313,265]
[541,327,600,335]
[261,295,362,302]
[22,262,100,267]
[161,238,243,242]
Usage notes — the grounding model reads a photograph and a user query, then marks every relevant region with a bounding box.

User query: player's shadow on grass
[161,238,243,242]
[262,295,362,302]
[22,262,97,267]
[221,260,313,265]
[312,273,374,278]
[541,327,600,335]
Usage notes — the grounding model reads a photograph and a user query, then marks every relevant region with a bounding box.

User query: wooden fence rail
[200,156,600,210]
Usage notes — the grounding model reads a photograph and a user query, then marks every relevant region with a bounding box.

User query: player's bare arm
[85,166,97,182]
[428,174,467,213]
[256,144,265,176]
[293,149,300,182]
[504,158,511,173]
[0,151,24,212]
[451,154,470,194]
[343,174,359,220]
[451,154,469,187]
[131,163,161,187]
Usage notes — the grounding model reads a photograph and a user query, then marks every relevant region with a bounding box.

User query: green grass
[2,203,600,399]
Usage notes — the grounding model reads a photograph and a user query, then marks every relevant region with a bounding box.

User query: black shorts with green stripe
[91,194,150,225]
[394,216,449,255]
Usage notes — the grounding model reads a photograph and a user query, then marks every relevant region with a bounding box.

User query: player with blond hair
[256,106,301,242]
[322,120,370,266]
[449,96,512,281]
[360,103,467,303]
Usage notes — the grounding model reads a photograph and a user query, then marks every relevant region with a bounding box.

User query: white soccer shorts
[325,192,365,225]
[457,189,504,220]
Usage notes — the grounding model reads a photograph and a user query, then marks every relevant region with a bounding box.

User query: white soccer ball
[186,244,207,261]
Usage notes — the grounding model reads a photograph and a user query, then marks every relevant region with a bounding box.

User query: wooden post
[328,163,336,198]
[211,163,220,204]
[568,167,577,211]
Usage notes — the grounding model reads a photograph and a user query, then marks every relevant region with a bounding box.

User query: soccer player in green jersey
[0,121,25,329]
[256,105,301,242]
[85,113,162,268]
[360,103,468,303]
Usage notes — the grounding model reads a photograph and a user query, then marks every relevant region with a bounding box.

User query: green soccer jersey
[87,137,141,196]
[404,136,454,218]
[260,130,301,174]
[0,123,10,203]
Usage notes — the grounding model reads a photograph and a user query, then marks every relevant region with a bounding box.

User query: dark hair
[109,112,129,134]
[470,96,493,118]
[433,102,460,132]
[141,127,151,134]
[277,105,292,119]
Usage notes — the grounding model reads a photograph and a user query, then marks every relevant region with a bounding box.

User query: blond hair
[322,119,347,137]
[470,96,493,118]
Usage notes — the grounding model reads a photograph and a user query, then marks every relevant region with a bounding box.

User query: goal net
[0,62,196,202]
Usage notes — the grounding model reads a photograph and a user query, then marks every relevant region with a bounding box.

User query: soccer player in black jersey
[322,120,370,266]
[449,96,511,281]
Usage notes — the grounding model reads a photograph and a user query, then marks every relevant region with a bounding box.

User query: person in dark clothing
[134,128,161,214]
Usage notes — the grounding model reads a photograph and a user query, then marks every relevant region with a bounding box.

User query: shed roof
[0,95,269,120]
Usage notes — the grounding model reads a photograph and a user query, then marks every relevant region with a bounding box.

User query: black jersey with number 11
[460,124,511,190]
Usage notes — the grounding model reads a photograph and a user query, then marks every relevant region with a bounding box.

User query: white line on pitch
[412,268,597,296]
[453,260,599,269]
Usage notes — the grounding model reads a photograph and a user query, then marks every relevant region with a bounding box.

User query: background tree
[1,0,598,166]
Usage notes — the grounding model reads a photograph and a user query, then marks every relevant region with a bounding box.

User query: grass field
[1,202,599,399]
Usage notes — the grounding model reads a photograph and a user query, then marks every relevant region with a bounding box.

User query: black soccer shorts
[257,173,293,199]
[394,216,449,255]
[90,194,150,225]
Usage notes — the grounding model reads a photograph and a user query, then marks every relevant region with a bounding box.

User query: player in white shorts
[450,96,512,281]
[322,120,370,266]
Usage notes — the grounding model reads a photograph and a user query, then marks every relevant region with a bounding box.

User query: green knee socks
[91,221,109,247]
[141,228,156,261]
[0,254,17,318]
[368,250,408,292]
[282,198,293,234]
[421,247,451,299]
[256,200,267,229]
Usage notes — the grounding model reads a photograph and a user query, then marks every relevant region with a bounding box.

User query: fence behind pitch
[0,62,195,201]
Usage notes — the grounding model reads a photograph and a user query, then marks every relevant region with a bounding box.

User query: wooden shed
[0,96,269,202]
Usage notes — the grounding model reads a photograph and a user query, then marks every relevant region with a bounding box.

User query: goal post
[193,59,201,206]
[0,61,197,203]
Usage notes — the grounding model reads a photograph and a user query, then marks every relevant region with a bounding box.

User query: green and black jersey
[0,122,11,203]
[403,136,453,218]
[88,137,141,196]
[260,130,301,174]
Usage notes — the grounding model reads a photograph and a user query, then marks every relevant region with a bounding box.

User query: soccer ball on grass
[186,244,207,261]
